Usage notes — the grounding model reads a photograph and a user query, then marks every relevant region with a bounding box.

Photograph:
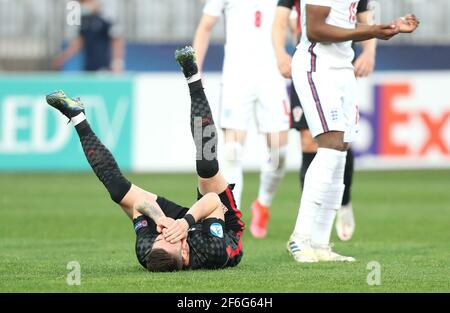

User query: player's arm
[354,10,377,77]
[163,193,225,243]
[193,14,219,72]
[273,6,294,78]
[305,4,400,42]
[52,36,84,70]
[110,37,125,72]
[134,196,174,233]
[187,193,225,222]
[109,21,125,73]
[289,11,299,45]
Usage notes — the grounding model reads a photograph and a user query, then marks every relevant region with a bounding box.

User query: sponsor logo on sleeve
[134,219,148,232]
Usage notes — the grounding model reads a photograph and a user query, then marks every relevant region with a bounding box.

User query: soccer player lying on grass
[45,46,244,272]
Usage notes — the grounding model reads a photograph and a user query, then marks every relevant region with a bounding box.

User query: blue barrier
[63,43,450,72]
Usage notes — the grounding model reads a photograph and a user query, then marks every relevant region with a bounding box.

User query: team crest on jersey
[330,109,339,121]
[210,223,224,238]
[221,203,228,213]
[292,107,303,122]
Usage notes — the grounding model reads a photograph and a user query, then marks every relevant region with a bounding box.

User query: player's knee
[320,143,346,152]
[203,192,221,206]
[132,192,156,212]
[277,146,287,169]
[301,130,318,153]
[131,194,146,211]
[267,131,288,148]
[302,140,318,153]
[265,145,288,172]
[316,132,347,151]
[109,176,132,204]
[224,141,243,167]
[196,159,219,179]
[328,142,348,152]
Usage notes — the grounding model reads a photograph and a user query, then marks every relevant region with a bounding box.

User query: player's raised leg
[175,46,228,195]
[176,46,244,240]
[45,91,156,219]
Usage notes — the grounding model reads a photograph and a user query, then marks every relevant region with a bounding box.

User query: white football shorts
[292,53,359,143]
[219,69,290,133]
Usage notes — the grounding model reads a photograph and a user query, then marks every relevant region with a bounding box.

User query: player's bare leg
[45,91,156,220]
[250,131,288,239]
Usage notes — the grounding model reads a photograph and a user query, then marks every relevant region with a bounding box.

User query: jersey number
[255,11,262,28]
[349,2,358,23]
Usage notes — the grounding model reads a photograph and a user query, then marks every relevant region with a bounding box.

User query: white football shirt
[203,0,280,73]
[296,0,360,71]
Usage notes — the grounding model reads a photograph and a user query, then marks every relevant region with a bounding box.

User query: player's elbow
[197,24,213,35]
[272,23,286,44]
[198,15,217,33]
[306,19,330,42]
[307,27,322,42]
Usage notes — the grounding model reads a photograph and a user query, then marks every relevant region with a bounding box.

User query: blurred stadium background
[0,0,449,172]
[1,0,449,292]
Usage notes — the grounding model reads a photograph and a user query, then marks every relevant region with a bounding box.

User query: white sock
[311,184,345,246]
[292,148,345,240]
[311,150,347,246]
[71,112,86,127]
[222,141,244,209]
[257,146,287,207]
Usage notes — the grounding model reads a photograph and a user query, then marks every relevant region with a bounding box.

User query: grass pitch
[0,170,449,292]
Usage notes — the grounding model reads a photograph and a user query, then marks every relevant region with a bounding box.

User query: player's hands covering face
[156,216,175,234]
[163,219,190,243]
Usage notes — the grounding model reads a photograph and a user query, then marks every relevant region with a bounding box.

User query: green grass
[1,170,449,292]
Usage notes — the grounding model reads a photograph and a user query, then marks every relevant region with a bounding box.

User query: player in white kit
[193,0,291,238]
[287,0,419,262]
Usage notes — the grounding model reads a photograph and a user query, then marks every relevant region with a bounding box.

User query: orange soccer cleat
[250,200,270,239]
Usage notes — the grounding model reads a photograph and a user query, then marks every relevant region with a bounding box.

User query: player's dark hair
[146,248,183,272]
